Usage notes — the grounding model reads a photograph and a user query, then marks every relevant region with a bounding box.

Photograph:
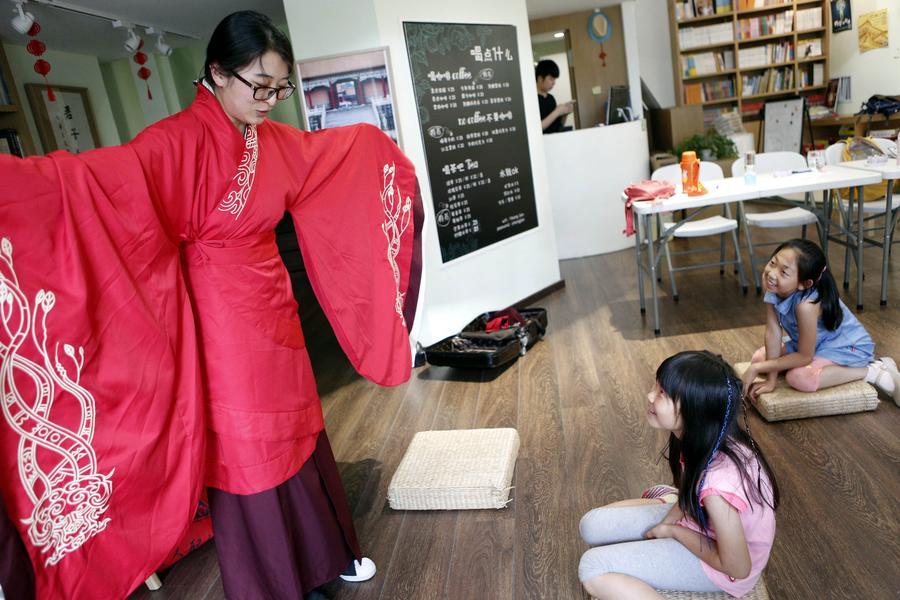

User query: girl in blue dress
[741,239,899,406]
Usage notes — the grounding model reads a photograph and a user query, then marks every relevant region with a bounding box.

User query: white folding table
[627,166,882,334]
[834,159,900,306]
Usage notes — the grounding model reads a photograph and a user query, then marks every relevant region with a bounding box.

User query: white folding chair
[825,139,900,290]
[651,162,747,301]
[731,151,821,293]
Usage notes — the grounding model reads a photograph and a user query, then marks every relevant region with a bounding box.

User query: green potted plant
[674,130,738,161]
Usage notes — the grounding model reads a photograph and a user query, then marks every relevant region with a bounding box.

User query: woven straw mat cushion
[658,579,770,600]
[734,362,878,422]
[388,428,519,510]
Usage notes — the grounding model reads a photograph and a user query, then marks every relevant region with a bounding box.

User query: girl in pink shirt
[579,351,779,598]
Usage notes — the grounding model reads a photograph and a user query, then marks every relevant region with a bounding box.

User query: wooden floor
[131,232,900,600]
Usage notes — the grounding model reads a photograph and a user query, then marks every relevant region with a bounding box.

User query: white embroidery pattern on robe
[0,237,113,566]
[218,124,258,219]
[380,163,412,325]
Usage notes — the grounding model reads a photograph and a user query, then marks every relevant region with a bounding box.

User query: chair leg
[730,227,748,295]
[801,224,808,239]
[664,239,678,302]
[740,210,760,293]
[719,233,726,276]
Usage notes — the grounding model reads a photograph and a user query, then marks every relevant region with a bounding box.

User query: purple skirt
[0,497,34,600]
[0,430,360,599]
[208,430,361,598]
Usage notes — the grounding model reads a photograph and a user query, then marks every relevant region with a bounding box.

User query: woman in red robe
[0,11,421,599]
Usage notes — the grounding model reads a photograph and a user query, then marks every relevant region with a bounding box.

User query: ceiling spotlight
[552,31,565,39]
[146,27,172,56]
[11,1,35,35]
[123,28,142,53]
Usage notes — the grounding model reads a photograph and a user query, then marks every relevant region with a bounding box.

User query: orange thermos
[680,151,707,196]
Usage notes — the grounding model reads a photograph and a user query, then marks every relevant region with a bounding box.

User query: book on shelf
[679,22,734,48]
[738,0,787,8]
[795,7,823,30]
[676,0,733,19]
[0,129,23,157]
[737,41,794,68]
[740,66,794,96]
[682,49,735,76]
[683,78,735,103]
[0,70,12,105]
[741,100,765,116]
[797,38,823,59]
[824,78,839,109]
[799,63,824,88]
[738,10,793,39]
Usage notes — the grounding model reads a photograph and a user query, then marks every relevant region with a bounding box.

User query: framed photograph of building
[25,84,99,154]
[296,47,400,144]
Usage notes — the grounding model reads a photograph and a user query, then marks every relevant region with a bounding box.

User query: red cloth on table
[0,85,421,599]
[622,180,676,236]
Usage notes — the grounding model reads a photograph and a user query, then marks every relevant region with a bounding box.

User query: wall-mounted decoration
[830,0,852,33]
[858,9,888,53]
[296,47,399,144]
[25,84,99,154]
[403,21,539,263]
[587,11,613,67]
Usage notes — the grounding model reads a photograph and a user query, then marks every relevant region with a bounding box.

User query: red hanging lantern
[137,66,153,100]
[20,18,54,100]
[131,39,153,100]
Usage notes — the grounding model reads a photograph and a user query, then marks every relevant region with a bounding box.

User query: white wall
[3,43,120,152]
[829,0,900,115]
[544,121,649,258]
[285,0,563,346]
[634,0,675,108]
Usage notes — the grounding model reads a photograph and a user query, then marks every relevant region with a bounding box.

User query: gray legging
[578,503,720,592]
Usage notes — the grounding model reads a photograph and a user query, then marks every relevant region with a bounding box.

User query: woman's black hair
[203,11,294,84]
[658,351,779,537]
[770,238,842,331]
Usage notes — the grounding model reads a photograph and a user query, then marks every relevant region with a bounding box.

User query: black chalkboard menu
[403,22,539,263]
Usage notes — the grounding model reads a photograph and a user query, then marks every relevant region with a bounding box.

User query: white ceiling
[0,0,623,62]
[0,0,287,62]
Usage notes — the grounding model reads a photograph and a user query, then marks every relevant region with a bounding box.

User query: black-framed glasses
[230,71,296,101]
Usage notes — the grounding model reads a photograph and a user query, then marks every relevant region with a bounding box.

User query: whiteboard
[762,98,804,153]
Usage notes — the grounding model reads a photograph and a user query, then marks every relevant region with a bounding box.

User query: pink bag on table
[623,180,676,236]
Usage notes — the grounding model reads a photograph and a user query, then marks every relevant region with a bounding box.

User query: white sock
[866,362,896,393]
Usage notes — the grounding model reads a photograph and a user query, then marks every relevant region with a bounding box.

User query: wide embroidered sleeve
[285,124,423,386]
[0,148,203,600]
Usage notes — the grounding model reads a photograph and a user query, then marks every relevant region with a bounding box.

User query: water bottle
[744,150,757,185]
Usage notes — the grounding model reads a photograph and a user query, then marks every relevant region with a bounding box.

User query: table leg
[644,213,661,336]
[881,181,894,306]
[856,185,864,311]
[635,212,646,314]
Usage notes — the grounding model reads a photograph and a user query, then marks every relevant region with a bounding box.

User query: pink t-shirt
[677,448,777,597]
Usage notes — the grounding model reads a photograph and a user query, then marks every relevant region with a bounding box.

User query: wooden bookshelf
[669,0,829,126]
[0,43,36,156]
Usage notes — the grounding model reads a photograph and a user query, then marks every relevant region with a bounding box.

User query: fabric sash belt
[182,232,278,266]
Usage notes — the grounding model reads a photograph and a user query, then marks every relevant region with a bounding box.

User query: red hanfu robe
[0,85,421,599]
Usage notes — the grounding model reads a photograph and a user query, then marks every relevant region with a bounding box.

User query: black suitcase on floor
[424,308,548,369]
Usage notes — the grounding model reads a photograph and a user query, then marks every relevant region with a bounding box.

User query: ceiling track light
[11,1,35,35]
[145,26,172,56]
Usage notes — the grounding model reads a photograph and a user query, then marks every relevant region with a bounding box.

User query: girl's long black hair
[771,238,842,331]
[658,351,779,535]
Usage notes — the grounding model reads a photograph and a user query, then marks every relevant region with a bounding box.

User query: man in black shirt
[536,59,574,133]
